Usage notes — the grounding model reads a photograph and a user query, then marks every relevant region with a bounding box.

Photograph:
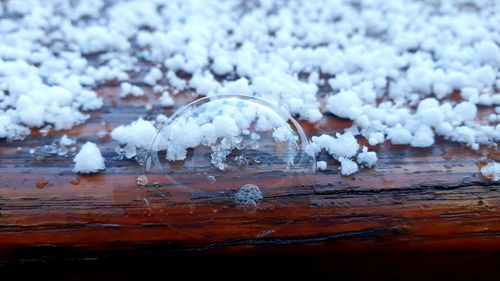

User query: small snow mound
[481,162,500,182]
[339,157,358,176]
[160,91,174,107]
[357,147,378,168]
[73,142,105,174]
[120,82,145,98]
[316,161,327,171]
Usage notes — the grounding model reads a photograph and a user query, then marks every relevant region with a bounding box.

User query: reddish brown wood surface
[0,86,499,276]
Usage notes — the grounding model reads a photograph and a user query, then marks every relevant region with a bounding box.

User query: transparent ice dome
[142,95,316,236]
[146,95,315,175]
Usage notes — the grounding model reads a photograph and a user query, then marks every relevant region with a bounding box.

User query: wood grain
[0,85,499,271]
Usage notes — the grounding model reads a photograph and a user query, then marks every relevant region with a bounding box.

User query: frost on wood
[310,131,376,175]
[73,142,106,174]
[1,0,499,177]
[30,135,77,159]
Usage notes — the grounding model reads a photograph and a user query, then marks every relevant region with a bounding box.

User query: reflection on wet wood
[0,86,499,266]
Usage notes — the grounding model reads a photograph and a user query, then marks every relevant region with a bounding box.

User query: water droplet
[34,154,45,161]
[70,177,81,185]
[36,177,49,189]
[207,175,216,184]
[137,175,148,186]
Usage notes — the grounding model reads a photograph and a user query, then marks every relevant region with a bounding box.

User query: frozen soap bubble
[145,95,316,183]
[143,95,316,239]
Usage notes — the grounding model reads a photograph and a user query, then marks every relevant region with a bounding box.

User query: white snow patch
[111,118,156,158]
[326,90,362,119]
[120,82,145,97]
[339,157,358,176]
[357,147,378,168]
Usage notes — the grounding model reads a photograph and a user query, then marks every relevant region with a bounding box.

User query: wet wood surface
[0,86,499,277]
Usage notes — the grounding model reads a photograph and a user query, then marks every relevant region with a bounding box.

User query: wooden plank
[0,86,499,264]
